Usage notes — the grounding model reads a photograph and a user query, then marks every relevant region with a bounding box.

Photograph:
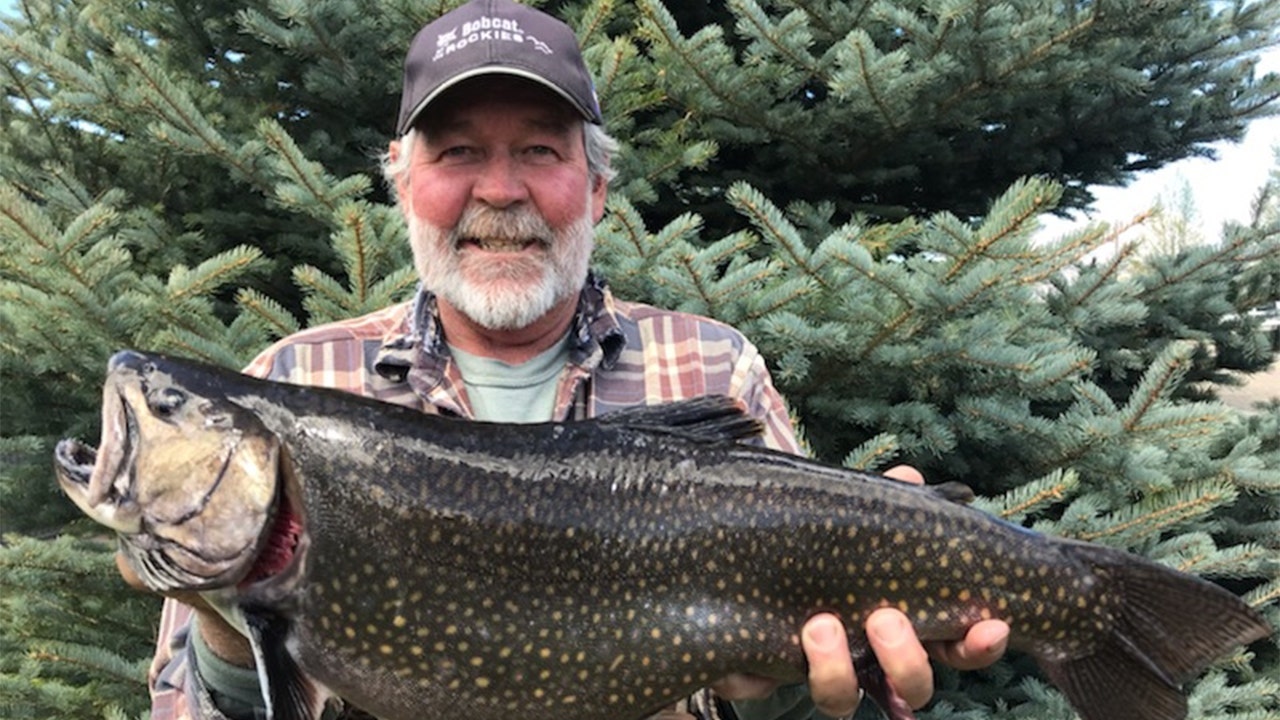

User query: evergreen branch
[1034,214,1148,293]
[636,0,815,152]
[643,134,715,186]
[1028,355,1095,393]
[728,183,825,288]
[1244,578,1280,611]
[728,0,821,76]
[671,248,719,314]
[637,0,734,110]
[841,433,900,471]
[339,204,371,304]
[1172,543,1274,578]
[1076,482,1235,543]
[943,274,1003,317]
[258,119,342,218]
[1128,407,1230,440]
[738,279,814,324]
[943,179,1052,284]
[858,307,919,363]
[1061,240,1142,313]
[235,288,302,339]
[578,0,613,46]
[952,348,1033,374]
[997,480,1074,521]
[938,14,1098,115]
[0,45,65,167]
[110,40,242,170]
[26,647,145,688]
[788,0,876,39]
[819,232,917,308]
[972,469,1079,523]
[843,29,901,133]
[1135,226,1268,301]
[1120,342,1195,433]
[602,197,656,258]
[164,246,263,305]
[593,37,629,113]
[298,9,353,82]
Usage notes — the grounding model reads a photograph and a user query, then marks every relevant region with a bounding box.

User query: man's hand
[712,465,1010,717]
[115,552,256,666]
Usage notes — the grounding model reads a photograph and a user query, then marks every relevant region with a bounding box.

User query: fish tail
[1037,540,1272,720]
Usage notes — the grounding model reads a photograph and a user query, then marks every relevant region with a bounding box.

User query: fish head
[55,350,283,594]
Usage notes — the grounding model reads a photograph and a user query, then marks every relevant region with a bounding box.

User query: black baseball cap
[396,0,603,135]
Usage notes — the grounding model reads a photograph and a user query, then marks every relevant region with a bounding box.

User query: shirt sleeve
[729,341,803,456]
[148,599,252,720]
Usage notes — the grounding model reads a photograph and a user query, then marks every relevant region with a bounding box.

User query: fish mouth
[54,386,137,534]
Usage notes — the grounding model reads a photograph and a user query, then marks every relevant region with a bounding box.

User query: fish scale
[55,350,1272,720]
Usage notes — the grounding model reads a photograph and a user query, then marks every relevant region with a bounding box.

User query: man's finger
[927,619,1009,670]
[115,552,147,591]
[865,608,933,709]
[803,613,860,718]
[882,465,925,485]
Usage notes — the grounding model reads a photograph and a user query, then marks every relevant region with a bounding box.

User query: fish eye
[150,387,188,417]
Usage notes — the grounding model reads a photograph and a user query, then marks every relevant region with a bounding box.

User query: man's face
[394,77,607,331]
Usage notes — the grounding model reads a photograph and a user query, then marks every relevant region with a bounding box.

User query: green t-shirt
[448,335,570,423]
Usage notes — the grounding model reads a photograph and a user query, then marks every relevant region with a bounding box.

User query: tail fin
[1038,540,1271,720]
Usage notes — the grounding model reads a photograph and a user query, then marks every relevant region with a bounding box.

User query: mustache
[451,204,555,245]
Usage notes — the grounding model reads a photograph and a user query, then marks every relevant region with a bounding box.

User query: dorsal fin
[594,396,764,444]
[928,480,975,505]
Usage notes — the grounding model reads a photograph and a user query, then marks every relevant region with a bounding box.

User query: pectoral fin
[239,604,326,720]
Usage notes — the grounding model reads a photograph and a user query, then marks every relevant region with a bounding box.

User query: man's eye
[440,146,476,159]
[524,145,559,160]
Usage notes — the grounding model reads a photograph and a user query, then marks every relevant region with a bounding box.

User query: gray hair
[381,122,618,203]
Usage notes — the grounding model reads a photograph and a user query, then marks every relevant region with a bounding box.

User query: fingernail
[805,615,841,647]
[869,612,910,648]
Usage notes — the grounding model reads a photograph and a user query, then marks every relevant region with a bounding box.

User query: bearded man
[129,2,1008,719]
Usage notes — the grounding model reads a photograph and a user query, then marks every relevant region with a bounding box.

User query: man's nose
[473,156,529,208]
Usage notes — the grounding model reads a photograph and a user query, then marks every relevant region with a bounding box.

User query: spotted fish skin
[56,351,1272,720]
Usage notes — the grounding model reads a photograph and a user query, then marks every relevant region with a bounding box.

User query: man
[132,1,1009,718]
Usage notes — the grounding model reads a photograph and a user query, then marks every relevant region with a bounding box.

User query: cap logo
[433,15,553,61]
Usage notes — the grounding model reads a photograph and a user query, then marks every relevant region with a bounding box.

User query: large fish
[56,350,1270,720]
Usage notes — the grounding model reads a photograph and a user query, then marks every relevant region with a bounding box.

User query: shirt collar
[372,271,625,383]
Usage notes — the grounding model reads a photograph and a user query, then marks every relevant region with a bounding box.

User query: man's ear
[590,171,608,223]
[388,139,410,210]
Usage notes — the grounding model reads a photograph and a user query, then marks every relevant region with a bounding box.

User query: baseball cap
[396,0,603,135]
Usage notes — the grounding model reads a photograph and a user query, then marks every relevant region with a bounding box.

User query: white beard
[408,199,595,331]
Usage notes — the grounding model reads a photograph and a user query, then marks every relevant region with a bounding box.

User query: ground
[1216,366,1280,412]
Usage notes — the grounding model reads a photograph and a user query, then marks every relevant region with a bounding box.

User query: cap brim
[400,67,599,135]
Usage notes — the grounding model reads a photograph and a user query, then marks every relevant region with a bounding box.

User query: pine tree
[3,0,1279,718]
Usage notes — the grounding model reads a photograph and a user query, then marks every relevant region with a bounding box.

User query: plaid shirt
[147,275,800,719]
